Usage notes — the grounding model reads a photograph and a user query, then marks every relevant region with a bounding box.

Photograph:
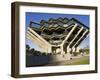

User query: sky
[26,12,90,50]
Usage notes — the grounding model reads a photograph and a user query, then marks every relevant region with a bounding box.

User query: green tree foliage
[73,52,79,56]
[30,48,35,54]
[79,48,89,54]
[26,44,30,53]
[26,44,50,56]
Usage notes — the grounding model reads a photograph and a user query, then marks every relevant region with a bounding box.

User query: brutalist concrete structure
[27,17,89,60]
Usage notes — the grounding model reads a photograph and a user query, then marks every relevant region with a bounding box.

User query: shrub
[79,48,89,54]
[42,52,47,56]
[73,52,79,56]
[29,48,35,54]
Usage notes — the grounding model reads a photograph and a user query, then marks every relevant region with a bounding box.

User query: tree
[26,44,30,53]
[26,44,30,50]
[79,49,84,53]
[73,52,79,56]
[79,48,89,54]
[30,48,35,54]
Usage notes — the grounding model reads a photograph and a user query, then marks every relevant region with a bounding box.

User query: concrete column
[65,46,71,60]
[76,47,80,52]
[72,47,75,52]
[67,46,71,53]
[61,45,64,54]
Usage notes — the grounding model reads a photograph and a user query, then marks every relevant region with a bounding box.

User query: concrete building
[27,17,89,60]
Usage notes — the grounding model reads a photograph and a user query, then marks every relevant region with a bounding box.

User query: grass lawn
[66,57,89,65]
[71,58,89,65]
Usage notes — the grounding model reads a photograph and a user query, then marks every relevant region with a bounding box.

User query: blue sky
[26,12,89,27]
[26,12,90,50]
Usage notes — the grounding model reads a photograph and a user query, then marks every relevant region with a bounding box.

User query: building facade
[27,17,89,60]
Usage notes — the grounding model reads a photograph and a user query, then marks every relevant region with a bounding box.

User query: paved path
[47,55,89,66]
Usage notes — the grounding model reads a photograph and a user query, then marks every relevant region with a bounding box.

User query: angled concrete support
[27,27,52,53]
[72,30,88,48]
[60,24,78,54]
[61,24,78,45]
[68,27,83,48]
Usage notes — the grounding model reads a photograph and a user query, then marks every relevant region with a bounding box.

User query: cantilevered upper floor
[28,17,89,48]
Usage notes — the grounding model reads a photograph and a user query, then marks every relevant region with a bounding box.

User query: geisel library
[27,17,89,60]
